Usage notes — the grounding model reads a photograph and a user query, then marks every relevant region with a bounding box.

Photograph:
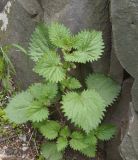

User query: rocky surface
[111,0,138,159]
[0,121,40,160]
[109,46,124,85]
[105,78,133,160]
[120,103,138,160]
[132,77,138,112]
[0,0,9,12]
[17,0,43,22]
[111,0,138,78]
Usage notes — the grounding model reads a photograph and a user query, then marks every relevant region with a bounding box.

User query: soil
[0,124,41,160]
[0,124,105,160]
[64,148,105,160]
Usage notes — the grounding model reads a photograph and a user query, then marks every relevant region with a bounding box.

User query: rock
[0,0,13,32]
[18,134,26,142]
[17,0,43,21]
[105,78,133,160]
[41,0,111,73]
[109,46,124,84]
[22,146,28,152]
[120,103,138,160]
[132,78,138,112]
[111,1,138,158]
[0,0,9,12]
[111,0,138,78]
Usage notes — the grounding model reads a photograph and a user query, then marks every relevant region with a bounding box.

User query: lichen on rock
[0,0,13,31]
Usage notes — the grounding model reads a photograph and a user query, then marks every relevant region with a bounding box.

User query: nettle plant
[5,23,121,159]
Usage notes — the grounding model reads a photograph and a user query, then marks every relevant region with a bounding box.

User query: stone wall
[111,1,138,159]
[0,0,138,159]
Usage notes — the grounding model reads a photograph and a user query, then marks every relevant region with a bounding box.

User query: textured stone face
[109,46,123,84]
[105,79,133,160]
[0,0,9,12]
[132,78,138,112]
[0,0,13,31]
[111,0,138,111]
[120,104,138,160]
[111,0,138,78]
[17,0,43,21]
[111,0,138,159]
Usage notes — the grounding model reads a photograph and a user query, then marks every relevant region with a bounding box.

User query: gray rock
[0,0,13,32]
[111,0,138,78]
[111,1,138,159]
[0,0,9,12]
[19,134,26,142]
[120,103,138,160]
[109,46,124,84]
[22,146,28,152]
[105,78,133,160]
[132,78,138,112]
[17,0,43,21]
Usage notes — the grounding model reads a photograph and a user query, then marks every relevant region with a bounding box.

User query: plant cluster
[0,45,15,92]
[0,45,18,137]
[5,23,121,159]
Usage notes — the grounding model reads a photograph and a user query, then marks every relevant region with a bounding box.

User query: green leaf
[49,22,74,49]
[69,131,88,151]
[5,91,33,124]
[80,144,96,158]
[0,46,16,74]
[41,142,63,160]
[0,57,6,79]
[40,120,61,140]
[29,82,58,101]
[5,91,49,123]
[71,131,97,157]
[32,121,44,129]
[26,101,49,122]
[61,77,81,89]
[71,131,84,139]
[59,126,71,138]
[84,131,97,146]
[96,124,117,141]
[86,73,121,107]
[12,44,27,54]
[61,90,106,133]
[65,30,104,63]
[2,76,13,91]
[29,23,55,62]
[57,137,68,151]
[34,51,66,82]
